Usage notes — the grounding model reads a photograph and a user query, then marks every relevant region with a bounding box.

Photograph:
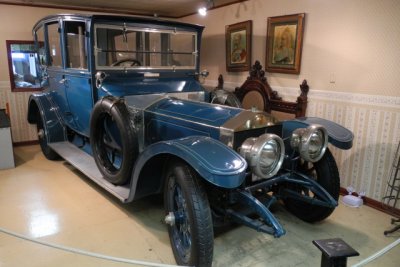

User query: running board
[49,141,130,202]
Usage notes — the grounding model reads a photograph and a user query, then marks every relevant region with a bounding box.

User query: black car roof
[32,13,204,32]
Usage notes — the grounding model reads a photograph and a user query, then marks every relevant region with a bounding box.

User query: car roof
[32,13,204,32]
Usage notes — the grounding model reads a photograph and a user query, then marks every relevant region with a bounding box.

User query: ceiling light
[198,7,207,16]
[198,0,214,16]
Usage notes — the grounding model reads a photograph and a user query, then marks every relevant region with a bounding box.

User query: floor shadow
[62,161,167,233]
[13,145,39,167]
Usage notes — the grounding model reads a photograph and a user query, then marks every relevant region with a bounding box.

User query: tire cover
[90,97,138,185]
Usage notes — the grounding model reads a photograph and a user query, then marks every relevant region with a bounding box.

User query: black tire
[284,148,340,222]
[164,161,214,267]
[36,111,59,160]
[90,97,138,185]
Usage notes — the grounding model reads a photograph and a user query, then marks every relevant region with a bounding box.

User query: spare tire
[90,97,138,185]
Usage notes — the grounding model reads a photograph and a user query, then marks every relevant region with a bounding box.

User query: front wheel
[284,148,340,222]
[164,161,213,267]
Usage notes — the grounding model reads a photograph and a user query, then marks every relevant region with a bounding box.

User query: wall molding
[204,79,400,109]
[13,140,38,146]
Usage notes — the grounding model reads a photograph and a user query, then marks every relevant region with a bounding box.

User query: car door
[62,19,93,136]
[45,20,76,128]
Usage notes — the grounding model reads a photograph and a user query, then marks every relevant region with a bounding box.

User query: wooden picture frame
[265,13,305,74]
[6,40,42,92]
[226,20,252,72]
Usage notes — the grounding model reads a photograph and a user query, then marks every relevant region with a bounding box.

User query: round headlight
[239,134,285,178]
[291,125,328,162]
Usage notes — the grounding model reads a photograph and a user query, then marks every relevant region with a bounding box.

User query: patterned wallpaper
[1,79,400,207]
[298,87,399,208]
[207,80,400,207]
[0,81,38,142]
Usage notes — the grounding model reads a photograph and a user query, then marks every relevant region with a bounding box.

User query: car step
[49,141,130,202]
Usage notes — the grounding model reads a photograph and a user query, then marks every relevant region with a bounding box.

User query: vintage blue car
[27,14,353,267]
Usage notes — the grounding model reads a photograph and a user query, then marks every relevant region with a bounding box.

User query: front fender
[282,117,353,150]
[27,93,66,143]
[128,136,247,201]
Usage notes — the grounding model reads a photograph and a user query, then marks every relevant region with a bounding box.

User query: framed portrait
[226,20,252,72]
[266,13,305,74]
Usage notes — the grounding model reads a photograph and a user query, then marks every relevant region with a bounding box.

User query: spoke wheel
[98,114,123,172]
[284,148,340,222]
[164,161,213,267]
[90,97,138,185]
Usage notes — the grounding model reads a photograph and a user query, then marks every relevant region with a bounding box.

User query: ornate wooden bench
[217,60,309,118]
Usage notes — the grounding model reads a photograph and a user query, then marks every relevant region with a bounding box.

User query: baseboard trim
[340,187,400,217]
[13,140,39,147]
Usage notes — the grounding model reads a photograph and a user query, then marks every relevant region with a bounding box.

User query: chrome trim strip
[146,110,221,130]
[124,92,205,110]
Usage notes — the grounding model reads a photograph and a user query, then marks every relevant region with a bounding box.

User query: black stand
[313,238,359,267]
[382,141,400,235]
[384,218,400,235]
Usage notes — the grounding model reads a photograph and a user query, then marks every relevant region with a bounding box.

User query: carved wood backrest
[231,60,309,117]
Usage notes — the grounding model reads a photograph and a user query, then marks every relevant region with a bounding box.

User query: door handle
[59,78,67,84]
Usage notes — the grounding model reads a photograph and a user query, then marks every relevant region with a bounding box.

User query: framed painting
[225,20,252,72]
[265,13,305,74]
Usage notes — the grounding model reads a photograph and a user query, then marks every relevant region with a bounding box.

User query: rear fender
[27,93,66,143]
[128,136,247,201]
[282,117,353,150]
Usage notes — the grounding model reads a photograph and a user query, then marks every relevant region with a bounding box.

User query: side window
[65,21,88,69]
[47,22,62,67]
[35,26,47,66]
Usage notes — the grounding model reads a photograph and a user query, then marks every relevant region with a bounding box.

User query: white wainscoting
[0,81,38,143]
[205,80,400,205]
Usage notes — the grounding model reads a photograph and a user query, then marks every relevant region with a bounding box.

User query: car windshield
[94,24,197,70]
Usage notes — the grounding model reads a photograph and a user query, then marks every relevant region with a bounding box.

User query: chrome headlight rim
[240,133,285,179]
[292,124,328,162]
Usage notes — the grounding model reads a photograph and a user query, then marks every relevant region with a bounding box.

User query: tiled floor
[0,145,399,266]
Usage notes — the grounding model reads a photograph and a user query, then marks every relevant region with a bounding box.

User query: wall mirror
[6,40,42,92]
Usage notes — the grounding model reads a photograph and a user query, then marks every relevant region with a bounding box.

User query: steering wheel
[111,58,141,67]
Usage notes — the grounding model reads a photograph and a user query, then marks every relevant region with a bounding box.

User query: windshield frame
[94,23,198,71]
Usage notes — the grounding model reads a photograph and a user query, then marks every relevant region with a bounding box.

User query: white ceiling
[0,0,245,18]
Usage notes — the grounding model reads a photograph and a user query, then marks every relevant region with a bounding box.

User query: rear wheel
[36,112,59,160]
[164,161,213,267]
[284,148,340,222]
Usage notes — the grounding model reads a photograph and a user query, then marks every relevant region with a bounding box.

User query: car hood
[145,97,243,128]
[125,94,276,131]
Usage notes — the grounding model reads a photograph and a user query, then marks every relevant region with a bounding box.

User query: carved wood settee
[216,60,309,118]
